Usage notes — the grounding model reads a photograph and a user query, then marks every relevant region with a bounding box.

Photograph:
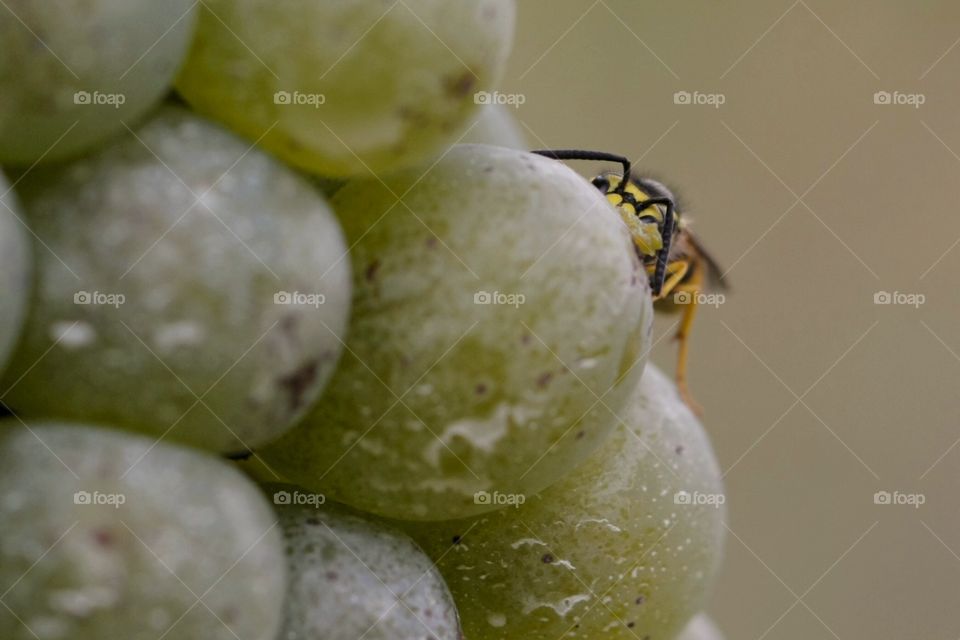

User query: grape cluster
[0,2,727,639]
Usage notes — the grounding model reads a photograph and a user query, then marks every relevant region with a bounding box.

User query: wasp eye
[591,177,610,193]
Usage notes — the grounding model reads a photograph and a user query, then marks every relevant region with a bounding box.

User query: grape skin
[461,103,528,150]
[0,0,197,165]
[261,144,653,521]
[176,0,516,176]
[400,365,727,640]
[0,106,352,453]
[677,614,725,640]
[0,421,286,640]
[0,171,30,376]
[272,491,461,640]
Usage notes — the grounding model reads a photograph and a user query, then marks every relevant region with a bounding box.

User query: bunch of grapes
[0,2,727,639]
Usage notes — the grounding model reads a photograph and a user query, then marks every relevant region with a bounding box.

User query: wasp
[532,149,727,415]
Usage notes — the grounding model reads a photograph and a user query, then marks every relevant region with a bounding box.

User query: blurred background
[499,1,960,638]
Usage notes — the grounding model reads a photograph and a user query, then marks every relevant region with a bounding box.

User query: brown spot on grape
[536,372,553,389]
[365,259,382,282]
[326,571,339,581]
[280,314,297,332]
[399,106,431,127]
[93,529,114,548]
[446,72,476,98]
[575,430,585,440]
[635,596,645,605]
[452,535,462,545]
[279,360,319,412]
[627,621,635,628]
[675,445,684,455]
[541,553,554,564]
[426,236,438,249]
[475,383,487,395]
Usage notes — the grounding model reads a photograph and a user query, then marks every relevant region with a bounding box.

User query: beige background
[500,2,960,638]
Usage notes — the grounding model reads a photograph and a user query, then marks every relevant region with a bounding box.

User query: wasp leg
[653,258,704,415]
[670,283,702,416]
[649,259,689,302]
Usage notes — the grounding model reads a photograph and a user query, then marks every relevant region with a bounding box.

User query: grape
[461,103,528,150]
[400,364,727,640]
[0,106,351,454]
[271,488,460,640]
[0,421,286,640]
[176,0,515,176]
[677,614,725,640]
[0,0,197,165]
[261,144,653,520]
[0,171,30,376]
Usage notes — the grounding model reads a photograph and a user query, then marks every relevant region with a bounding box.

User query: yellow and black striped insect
[532,149,727,415]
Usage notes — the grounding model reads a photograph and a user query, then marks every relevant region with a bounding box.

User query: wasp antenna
[652,200,676,296]
[530,149,632,194]
[629,195,676,296]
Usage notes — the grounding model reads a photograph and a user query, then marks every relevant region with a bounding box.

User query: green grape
[271,487,460,640]
[0,0,197,165]
[0,171,30,376]
[1,106,352,454]
[400,364,726,640]
[262,144,653,520]
[0,421,286,640]
[461,103,528,149]
[176,0,515,176]
[677,614,725,640]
